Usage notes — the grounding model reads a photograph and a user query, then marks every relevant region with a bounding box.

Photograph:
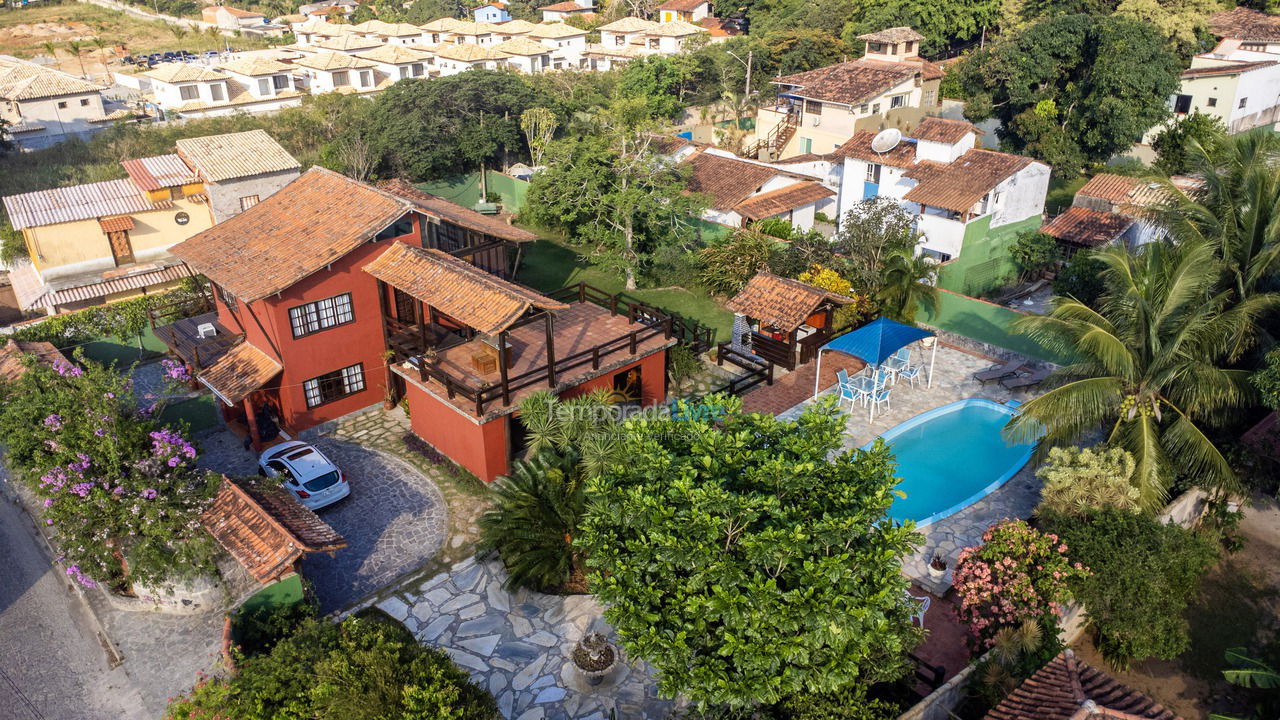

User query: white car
[258,441,350,511]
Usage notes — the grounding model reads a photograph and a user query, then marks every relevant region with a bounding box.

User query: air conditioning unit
[197,323,217,339]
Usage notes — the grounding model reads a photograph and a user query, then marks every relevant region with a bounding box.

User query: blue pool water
[863,398,1038,527]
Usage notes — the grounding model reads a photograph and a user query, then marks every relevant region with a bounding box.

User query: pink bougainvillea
[953,519,1090,651]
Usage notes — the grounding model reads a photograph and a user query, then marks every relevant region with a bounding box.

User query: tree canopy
[577,395,922,707]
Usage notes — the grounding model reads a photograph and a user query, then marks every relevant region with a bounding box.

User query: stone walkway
[370,557,677,720]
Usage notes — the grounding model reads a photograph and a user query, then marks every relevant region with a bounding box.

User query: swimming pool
[863,398,1039,527]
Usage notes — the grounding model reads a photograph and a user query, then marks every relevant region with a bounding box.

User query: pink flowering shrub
[953,519,1089,650]
[0,353,219,589]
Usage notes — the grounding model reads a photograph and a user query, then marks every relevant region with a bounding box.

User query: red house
[155,168,675,482]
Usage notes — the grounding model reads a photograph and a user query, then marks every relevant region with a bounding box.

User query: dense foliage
[1051,252,1107,307]
[953,520,1088,651]
[1040,508,1218,667]
[1009,231,1061,281]
[0,354,218,587]
[829,199,922,293]
[1255,350,1280,410]
[166,615,498,719]
[1035,446,1141,517]
[796,265,876,330]
[1152,111,1227,176]
[699,228,776,295]
[578,395,923,707]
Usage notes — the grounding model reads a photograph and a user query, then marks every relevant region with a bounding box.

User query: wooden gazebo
[725,272,852,371]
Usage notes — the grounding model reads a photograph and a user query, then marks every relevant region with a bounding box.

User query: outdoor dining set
[832,346,926,413]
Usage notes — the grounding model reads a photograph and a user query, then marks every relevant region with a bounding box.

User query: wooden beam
[498,330,511,406]
[544,313,557,387]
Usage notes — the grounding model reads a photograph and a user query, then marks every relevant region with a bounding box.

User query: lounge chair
[1000,366,1051,391]
[973,360,1026,385]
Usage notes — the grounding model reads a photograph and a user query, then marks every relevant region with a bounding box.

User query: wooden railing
[743,108,799,160]
[750,332,795,371]
[146,290,214,329]
[712,342,773,396]
[547,282,715,353]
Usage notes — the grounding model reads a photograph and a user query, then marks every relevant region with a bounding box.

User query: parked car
[258,441,350,511]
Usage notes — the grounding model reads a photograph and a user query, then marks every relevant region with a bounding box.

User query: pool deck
[776,342,1046,596]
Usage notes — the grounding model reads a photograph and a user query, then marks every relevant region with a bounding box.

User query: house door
[107,230,135,266]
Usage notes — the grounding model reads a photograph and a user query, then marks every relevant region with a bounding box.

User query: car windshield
[303,471,340,492]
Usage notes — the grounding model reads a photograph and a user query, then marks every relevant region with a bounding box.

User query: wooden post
[498,330,511,406]
[664,317,672,339]
[591,346,600,370]
[242,397,262,451]
[610,294,618,315]
[766,361,774,386]
[416,300,427,353]
[578,283,586,303]
[629,330,637,354]
[544,313,557,387]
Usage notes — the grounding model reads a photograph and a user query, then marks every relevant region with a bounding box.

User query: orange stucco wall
[404,381,510,482]
[560,351,668,406]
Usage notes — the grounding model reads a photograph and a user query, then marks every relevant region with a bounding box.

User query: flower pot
[572,632,618,687]
[928,556,947,579]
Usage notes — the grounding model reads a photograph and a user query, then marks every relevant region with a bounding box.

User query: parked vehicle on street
[258,441,350,511]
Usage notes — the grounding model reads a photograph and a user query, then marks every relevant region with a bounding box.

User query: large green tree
[841,0,1000,56]
[1006,241,1265,509]
[578,395,922,707]
[955,14,1179,174]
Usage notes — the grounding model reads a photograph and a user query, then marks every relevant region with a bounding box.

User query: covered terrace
[725,271,852,371]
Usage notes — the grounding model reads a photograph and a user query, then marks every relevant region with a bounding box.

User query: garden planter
[928,555,947,579]
[571,632,618,687]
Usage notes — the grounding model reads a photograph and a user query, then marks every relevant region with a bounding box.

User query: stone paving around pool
[777,343,1047,595]
[367,556,678,720]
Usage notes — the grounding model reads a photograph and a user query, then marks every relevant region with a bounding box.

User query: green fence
[416,170,530,212]
[918,289,1073,364]
[80,328,169,368]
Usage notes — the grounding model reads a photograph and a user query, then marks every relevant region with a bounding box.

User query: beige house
[657,0,711,24]
[752,27,943,160]
[291,17,357,47]
[0,55,115,151]
[598,16,658,49]
[419,17,473,46]
[433,43,509,74]
[292,52,380,93]
[354,45,434,81]
[494,38,555,73]
[539,0,594,23]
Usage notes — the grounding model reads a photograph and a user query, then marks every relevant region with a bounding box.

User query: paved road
[0,490,147,720]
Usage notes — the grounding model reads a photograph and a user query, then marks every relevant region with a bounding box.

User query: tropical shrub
[667,343,704,396]
[953,520,1088,651]
[232,594,319,658]
[478,449,586,592]
[1009,231,1060,282]
[1254,349,1280,411]
[974,620,1063,707]
[876,250,938,326]
[1051,252,1107,307]
[1152,111,1226,176]
[767,230,838,279]
[517,389,621,478]
[699,228,775,295]
[0,354,218,587]
[796,265,875,330]
[831,198,920,292]
[578,395,923,707]
[751,217,796,240]
[1035,446,1141,517]
[1039,508,1217,668]
[166,616,499,720]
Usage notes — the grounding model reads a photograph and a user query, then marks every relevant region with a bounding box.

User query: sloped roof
[494,19,540,34]
[121,154,200,191]
[0,340,68,383]
[658,0,707,10]
[354,19,422,36]
[364,243,568,336]
[832,129,918,167]
[857,26,925,43]
[1208,7,1280,42]
[985,651,1181,720]
[910,117,978,144]
[1181,59,1277,78]
[377,179,536,243]
[450,20,501,35]
[292,17,355,34]
[733,181,834,220]
[434,43,509,61]
[726,272,851,331]
[773,58,918,106]
[647,20,706,36]
[496,37,553,56]
[176,129,300,183]
[218,56,293,76]
[0,56,106,101]
[201,476,346,584]
[198,341,283,405]
[1076,173,1142,204]
[315,33,383,51]
[217,6,265,18]
[2,178,151,230]
[1040,207,1133,249]
[540,0,592,10]
[293,50,378,70]
[8,262,194,312]
[527,22,588,37]
[142,63,228,83]
[683,151,780,212]
[420,17,473,32]
[172,167,409,302]
[598,16,658,32]
[355,44,433,64]
[903,149,1036,213]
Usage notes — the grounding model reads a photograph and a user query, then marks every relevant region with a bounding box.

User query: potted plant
[928,554,947,579]
[571,632,618,686]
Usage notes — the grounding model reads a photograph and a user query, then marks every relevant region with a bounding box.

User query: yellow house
[657,0,711,24]
[2,154,215,315]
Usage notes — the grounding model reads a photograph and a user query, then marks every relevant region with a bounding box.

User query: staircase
[744,110,799,161]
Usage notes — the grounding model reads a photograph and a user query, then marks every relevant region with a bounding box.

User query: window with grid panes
[303,363,365,408]
[288,293,354,338]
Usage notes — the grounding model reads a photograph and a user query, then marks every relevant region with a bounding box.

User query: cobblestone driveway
[196,432,448,613]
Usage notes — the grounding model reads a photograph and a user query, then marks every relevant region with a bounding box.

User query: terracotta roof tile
[910,117,978,144]
[98,215,136,233]
[2,178,152,231]
[733,181,834,220]
[198,341,282,405]
[201,476,346,583]
[657,0,706,10]
[0,57,106,101]
[172,167,409,302]
[1181,59,1277,78]
[857,26,925,43]
[496,37,554,56]
[1208,7,1280,42]
[377,179,536,243]
[0,340,68,383]
[1040,207,1132,248]
[832,129,918,167]
[540,0,591,11]
[683,151,780,211]
[364,243,567,335]
[903,148,1036,213]
[773,58,918,106]
[986,651,1181,720]
[726,272,851,331]
[1076,173,1141,204]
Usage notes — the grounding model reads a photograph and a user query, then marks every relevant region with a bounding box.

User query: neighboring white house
[201,5,287,36]
[432,43,509,74]
[584,43,645,71]
[292,52,379,93]
[526,22,589,67]
[313,33,384,54]
[657,0,712,23]
[218,57,298,99]
[491,19,539,40]
[0,55,117,151]
[494,38,555,73]
[448,21,501,45]
[475,2,511,23]
[1208,7,1280,54]
[539,0,594,23]
[141,63,233,111]
[354,44,434,81]
[598,16,658,49]
[351,20,426,46]
[419,17,473,46]
[298,0,358,19]
[291,17,357,46]
[1139,42,1280,145]
[682,148,836,232]
[832,117,1050,265]
[638,20,706,54]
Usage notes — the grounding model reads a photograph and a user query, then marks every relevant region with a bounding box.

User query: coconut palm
[876,249,938,325]
[90,37,113,84]
[40,41,58,63]
[65,40,88,79]
[1006,241,1269,509]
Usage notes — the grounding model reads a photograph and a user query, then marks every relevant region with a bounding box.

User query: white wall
[989,162,1050,229]
[915,134,974,163]
[9,92,106,144]
[916,212,965,258]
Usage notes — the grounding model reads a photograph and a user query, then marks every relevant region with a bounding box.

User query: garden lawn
[515,235,735,343]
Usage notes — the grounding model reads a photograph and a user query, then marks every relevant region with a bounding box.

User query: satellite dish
[870,128,902,154]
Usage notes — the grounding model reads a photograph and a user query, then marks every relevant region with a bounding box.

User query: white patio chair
[906,592,931,627]
[870,386,892,414]
[896,364,922,388]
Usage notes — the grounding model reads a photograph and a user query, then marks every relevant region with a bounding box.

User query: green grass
[515,235,735,343]
[158,394,219,434]
[1046,175,1087,215]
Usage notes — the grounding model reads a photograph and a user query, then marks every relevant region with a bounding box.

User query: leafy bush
[1035,446,1140,517]
[667,344,704,396]
[953,520,1089,651]
[699,228,775,295]
[1039,508,1218,668]
[1153,111,1226,176]
[1052,253,1107,307]
[751,217,796,240]
[166,616,498,720]
[767,230,839,279]
[1009,231,1060,281]
[478,449,586,592]
[1254,349,1280,411]
[796,265,875,330]
[232,595,318,658]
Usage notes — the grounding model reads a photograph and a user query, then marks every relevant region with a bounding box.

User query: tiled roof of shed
[726,272,851,331]
[832,130,918,167]
[201,476,346,584]
[985,651,1181,720]
[7,262,193,312]
[364,243,567,336]
[197,341,282,405]
[377,179,536,243]
[773,58,917,105]
[1040,207,1132,248]
[172,167,408,302]
[733,181,834,220]
[0,340,68,383]
[2,178,151,230]
[121,153,199,191]
[910,117,978,144]
[903,149,1035,213]
[176,129,300,183]
[683,151,780,211]
[1076,173,1142,204]
[857,26,925,43]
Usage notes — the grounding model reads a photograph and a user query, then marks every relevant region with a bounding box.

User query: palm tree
[65,40,88,79]
[876,249,938,325]
[1006,241,1267,509]
[40,41,58,63]
[519,389,621,478]
[169,25,189,41]
[91,37,113,84]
